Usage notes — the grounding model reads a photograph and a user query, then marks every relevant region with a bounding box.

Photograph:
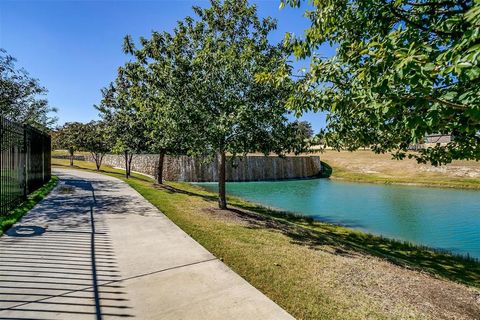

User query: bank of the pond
[52,158,480,320]
[196,179,480,259]
[0,176,58,236]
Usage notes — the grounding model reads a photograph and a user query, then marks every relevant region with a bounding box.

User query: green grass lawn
[51,149,90,157]
[52,158,480,319]
[0,176,58,236]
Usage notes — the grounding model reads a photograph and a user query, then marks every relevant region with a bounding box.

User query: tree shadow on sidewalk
[0,178,134,319]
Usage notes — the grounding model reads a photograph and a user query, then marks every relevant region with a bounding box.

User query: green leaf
[423,63,435,71]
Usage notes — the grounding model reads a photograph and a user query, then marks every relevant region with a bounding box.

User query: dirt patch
[200,207,251,225]
[421,164,480,178]
[330,254,480,319]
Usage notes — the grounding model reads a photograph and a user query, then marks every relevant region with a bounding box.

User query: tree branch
[424,96,469,110]
[405,1,461,7]
[384,1,457,37]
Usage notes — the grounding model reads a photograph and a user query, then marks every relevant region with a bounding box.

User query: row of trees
[86,0,312,209]
[53,121,111,170]
[53,116,311,210]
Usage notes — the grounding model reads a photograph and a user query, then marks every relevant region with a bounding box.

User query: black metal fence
[0,116,51,215]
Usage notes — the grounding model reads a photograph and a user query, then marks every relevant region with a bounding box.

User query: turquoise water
[196,179,480,259]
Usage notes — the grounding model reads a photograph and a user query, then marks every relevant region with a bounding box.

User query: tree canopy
[52,122,84,166]
[97,74,150,178]
[79,121,112,171]
[279,0,480,165]
[121,29,198,183]
[0,49,56,128]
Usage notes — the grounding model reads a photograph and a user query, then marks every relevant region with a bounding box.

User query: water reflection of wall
[91,154,322,182]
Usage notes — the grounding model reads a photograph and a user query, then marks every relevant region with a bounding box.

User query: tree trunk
[95,156,101,171]
[218,150,227,209]
[93,153,103,171]
[155,151,165,184]
[128,153,133,178]
[124,151,129,178]
[99,154,104,171]
[69,148,74,166]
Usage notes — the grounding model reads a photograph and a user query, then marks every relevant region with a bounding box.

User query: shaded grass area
[53,158,480,318]
[319,161,333,178]
[0,176,59,236]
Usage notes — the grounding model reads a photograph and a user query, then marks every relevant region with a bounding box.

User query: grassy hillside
[318,150,480,189]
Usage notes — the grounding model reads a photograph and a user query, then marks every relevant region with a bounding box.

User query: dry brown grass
[317,150,480,189]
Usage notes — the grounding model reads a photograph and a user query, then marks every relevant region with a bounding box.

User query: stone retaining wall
[82,154,322,182]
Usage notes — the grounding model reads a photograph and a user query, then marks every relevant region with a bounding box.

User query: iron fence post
[23,124,27,200]
[0,119,3,214]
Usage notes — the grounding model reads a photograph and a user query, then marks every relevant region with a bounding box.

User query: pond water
[195,179,480,259]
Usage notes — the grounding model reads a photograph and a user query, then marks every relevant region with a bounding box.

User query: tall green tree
[278,120,315,153]
[52,122,84,166]
[97,78,149,178]
[79,121,112,171]
[180,0,299,209]
[279,0,480,165]
[0,49,56,128]
[122,26,199,184]
[292,120,314,141]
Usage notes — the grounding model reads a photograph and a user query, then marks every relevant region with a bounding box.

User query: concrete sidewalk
[0,168,294,320]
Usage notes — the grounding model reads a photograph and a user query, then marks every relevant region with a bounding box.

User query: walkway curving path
[0,168,294,320]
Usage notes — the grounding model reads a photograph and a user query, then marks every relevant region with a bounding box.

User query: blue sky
[0,0,332,132]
